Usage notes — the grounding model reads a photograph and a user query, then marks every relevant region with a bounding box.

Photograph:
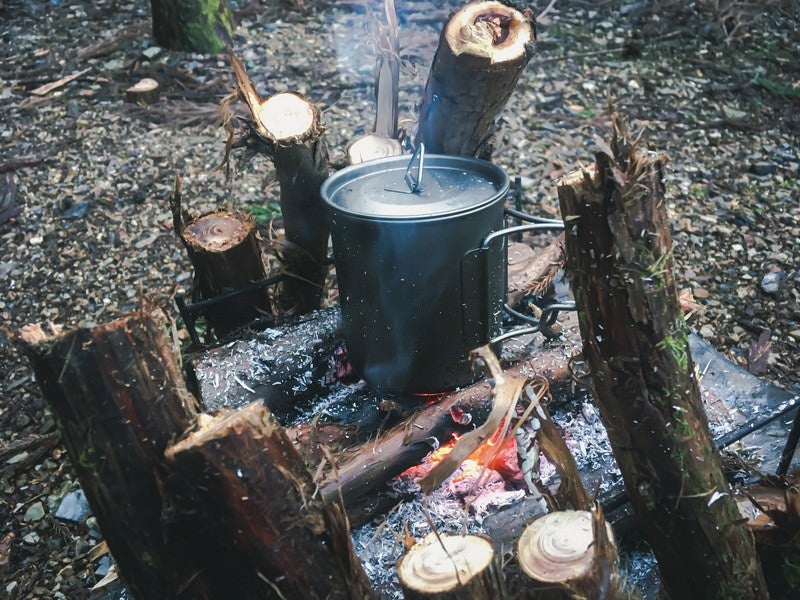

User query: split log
[230,53,330,315]
[557,114,768,599]
[347,0,403,164]
[398,533,506,599]
[173,180,271,338]
[149,0,234,53]
[414,0,535,157]
[14,308,213,599]
[164,401,376,600]
[124,77,160,105]
[516,507,632,599]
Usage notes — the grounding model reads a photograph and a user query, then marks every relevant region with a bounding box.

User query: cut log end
[398,533,496,596]
[181,211,254,252]
[346,134,402,165]
[445,1,533,63]
[517,510,610,584]
[124,78,160,105]
[257,92,318,142]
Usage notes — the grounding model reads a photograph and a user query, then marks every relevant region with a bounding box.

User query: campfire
[12,1,800,599]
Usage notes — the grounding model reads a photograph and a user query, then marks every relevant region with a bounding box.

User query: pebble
[760,271,784,295]
[23,531,41,544]
[55,489,90,523]
[749,162,777,176]
[95,555,112,577]
[700,324,715,339]
[23,501,46,522]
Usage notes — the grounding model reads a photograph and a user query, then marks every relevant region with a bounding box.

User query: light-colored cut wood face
[258,92,316,140]
[517,510,611,583]
[182,212,251,251]
[398,533,494,593]
[445,1,533,63]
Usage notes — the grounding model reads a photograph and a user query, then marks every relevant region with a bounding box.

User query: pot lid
[321,148,509,219]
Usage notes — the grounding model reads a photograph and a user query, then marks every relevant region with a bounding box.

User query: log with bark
[172,175,272,339]
[229,52,330,315]
[149,0,234,53]
[398,533,506,599]
[164,401,376,600]
[414,0,535,157]
[516,507,634,599]
[557,113,768,599]
[14,308,214,599]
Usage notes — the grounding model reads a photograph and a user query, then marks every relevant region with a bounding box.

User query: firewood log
[175,203,271,338]
[14,309,214,599]
[415,0,535,157]
[164,402,376,599]
[229,52,330,316]
[516,508,632,599]
[558,112,768,598]
[398,533,506,599]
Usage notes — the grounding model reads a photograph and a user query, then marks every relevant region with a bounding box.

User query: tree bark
[14,309,213,599]
[164,401,377,600]
[229,53,331,316]
[398,533,506,599]
[175,203,271,338]
[414,0,535,157]
[149,0,234,53]
[557,114,768,599]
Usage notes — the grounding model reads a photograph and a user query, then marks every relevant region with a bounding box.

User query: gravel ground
[1,0,798,597]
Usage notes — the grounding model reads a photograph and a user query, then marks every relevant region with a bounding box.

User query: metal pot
[321,149,509,394]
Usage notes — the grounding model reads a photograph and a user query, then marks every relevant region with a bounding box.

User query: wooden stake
[124,77,160,105]
[398,533,506,599]
[229,52,331,315]
[176,205,271,338]
[558,112,768,599]
[164,402,376,600]
[517,508,631,599]
[414,0,535,157]
[14,309,213,599]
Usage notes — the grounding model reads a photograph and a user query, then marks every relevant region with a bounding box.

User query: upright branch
[557,113,768,599]
[14,309,213,599]
[414,0,535,157]
[228,52,331,315]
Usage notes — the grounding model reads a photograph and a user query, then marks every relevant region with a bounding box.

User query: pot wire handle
[403,142,425,193]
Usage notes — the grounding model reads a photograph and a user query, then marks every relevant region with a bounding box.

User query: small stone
[6,582,18,595]
[142,46,161,59]
[700,324,715,339]
[55,489,90,523]
[23,501,46,523]
[693,287,710,299]
[749,162,777,176]
[760,271,784,295]
[23,531,40,544]
[86,515,103,539]
[95,555,112,577]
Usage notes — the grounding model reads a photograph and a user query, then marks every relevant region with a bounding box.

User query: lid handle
[383,143,426,195]
[403,142,425,193]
